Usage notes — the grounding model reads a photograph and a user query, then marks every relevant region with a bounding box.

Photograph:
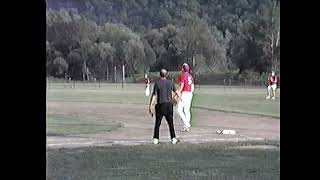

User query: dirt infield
[47,101,279,149]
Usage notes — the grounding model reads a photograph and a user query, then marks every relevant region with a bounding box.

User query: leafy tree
[123,38,146,81]
[97,42,116,80]
[46,0,280,79]
[53,57,69,78]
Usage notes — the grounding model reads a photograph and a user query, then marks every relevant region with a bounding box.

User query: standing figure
[266,71,279,100]
[149,69,181,144]
[176,63,194,132]
[145,74,150,96]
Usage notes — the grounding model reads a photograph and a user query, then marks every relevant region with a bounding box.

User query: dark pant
[153,102,176,139]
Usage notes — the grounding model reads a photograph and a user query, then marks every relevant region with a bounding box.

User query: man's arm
[177,82,184,93]
[177,74,184,93]
[149,95,156,116]
[174,90,181,101]
[149,95,156,107]
[172,81,182,102]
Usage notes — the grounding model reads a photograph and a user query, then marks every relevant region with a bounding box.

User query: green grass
[194,90,280,118]
[47,83,280,118]
[47,141,280,180]
[47,114,122,136]
[47,83,280,179]
[190,93,200,126]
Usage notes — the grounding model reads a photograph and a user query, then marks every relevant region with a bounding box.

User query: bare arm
[173,90,181,99]
[149,95,156,110]
[149,95,156,116]
[173,82,182,102]
[177,82,184,93]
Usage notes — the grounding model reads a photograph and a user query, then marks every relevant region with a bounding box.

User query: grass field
[47,83,280,118]
[47,141,280,180]
[47,83,280,180]
[47,114,122,136]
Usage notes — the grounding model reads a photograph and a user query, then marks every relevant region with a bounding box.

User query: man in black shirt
[149,69,182,144]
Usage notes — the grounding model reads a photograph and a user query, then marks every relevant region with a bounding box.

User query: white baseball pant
[267,84,277,96]
[177,91,193,128]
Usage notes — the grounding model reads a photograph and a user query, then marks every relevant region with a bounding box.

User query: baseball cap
[181,63,190,72]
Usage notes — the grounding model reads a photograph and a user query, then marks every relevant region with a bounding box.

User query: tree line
[46,0,280,81]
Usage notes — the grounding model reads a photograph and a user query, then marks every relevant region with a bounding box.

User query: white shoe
[266,96,271,99]
[152,138,159,144]
[171,138,178,144]
[180,126,191,132]
[272,97,276,100]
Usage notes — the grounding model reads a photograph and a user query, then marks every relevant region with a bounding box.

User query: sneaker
[171,138,178,144]
[152,138,159,144]
[271,97,276,100]
[266,96,271,99]
[180,126,191,132]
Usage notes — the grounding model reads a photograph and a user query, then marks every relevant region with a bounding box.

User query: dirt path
[47,101,280,149]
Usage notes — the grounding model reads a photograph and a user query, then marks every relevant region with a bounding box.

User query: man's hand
[149,106,154,117]
[172,94,179,106]
[174,91,184,105]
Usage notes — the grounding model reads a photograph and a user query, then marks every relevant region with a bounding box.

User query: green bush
[47,69,279,86]
[197,72,238,85]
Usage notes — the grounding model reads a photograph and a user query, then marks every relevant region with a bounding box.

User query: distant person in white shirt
[266,71,279,100]
[144,74,150,96]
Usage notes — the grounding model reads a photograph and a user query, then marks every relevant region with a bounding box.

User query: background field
[47,83,280,118]
[47,114,122,136]
[46,83,280,180]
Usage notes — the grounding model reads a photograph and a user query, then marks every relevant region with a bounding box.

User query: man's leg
[183,93,193,128]
[266,86,272,99]
[164,103,176,139]
[153,104,163,140]
[271,84,277,99]
[177,93,188,127]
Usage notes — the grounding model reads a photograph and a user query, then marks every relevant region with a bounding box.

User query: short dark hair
[160,69,168,78]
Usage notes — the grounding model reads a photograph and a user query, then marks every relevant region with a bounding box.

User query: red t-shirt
[179,72,193,92]
[268,76,278,85]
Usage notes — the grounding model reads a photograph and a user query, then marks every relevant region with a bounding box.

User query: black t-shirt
[152,79,176,104]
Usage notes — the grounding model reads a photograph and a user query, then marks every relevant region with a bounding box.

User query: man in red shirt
[266,71,278,100]
[176,63,194,132]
